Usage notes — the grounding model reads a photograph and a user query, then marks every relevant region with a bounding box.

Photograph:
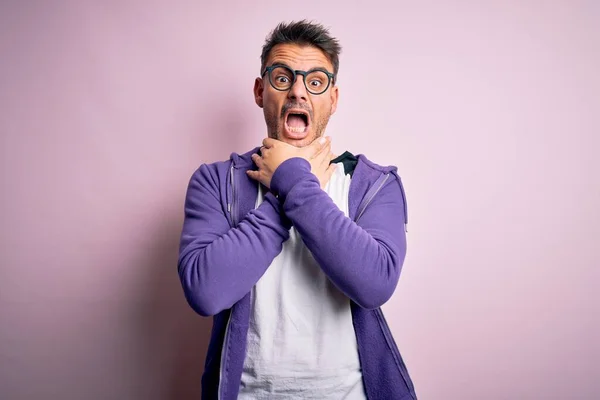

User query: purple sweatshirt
[178,147,417,400]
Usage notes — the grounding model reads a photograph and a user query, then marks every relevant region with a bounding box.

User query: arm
[271,158,407,310]
[178,164,291,316]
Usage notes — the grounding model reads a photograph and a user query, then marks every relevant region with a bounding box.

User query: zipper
[218,168,403,398]
[355,173,389,223]
[355,172,413,396]
[227,165,238,225]
[355,172,413,395]
[375,308,415,397]
[218,311,233,400]
[397,175,408,233]
[218,164,237,400]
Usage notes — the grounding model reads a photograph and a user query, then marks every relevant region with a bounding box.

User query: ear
[254,77,264,108]
[330,85,339,115]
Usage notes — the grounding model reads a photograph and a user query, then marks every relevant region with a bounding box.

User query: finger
[326,163,336,179]
[317,146,332,168]
[321,164,337,189]
[314,142,331,161]
[251,153,264,168]
[262,137,277,148]
[246,170,259,180]
[258,147,269,158]
[306,136,329,158]
[310,137,331,159]
[322,151,335,168]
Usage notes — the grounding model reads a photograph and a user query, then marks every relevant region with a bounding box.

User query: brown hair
[260,20,342,78]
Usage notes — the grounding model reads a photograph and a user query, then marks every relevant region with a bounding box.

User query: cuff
[263,191,292,229]
[270,157,315,200]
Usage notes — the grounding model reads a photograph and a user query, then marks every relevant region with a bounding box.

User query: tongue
[287,115,307,128]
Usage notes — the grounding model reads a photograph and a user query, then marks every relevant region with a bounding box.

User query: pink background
[1,1,598,399]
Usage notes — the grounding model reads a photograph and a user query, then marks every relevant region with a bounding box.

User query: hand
[246,137,334,189]
[301,137,336,189]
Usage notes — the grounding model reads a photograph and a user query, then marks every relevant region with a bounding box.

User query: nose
[287,74,308,102]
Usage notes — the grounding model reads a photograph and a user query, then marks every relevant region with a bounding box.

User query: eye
[275,75,290,83]
[306,70,329,90]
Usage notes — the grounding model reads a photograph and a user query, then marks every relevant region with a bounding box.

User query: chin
[278,135,315,148]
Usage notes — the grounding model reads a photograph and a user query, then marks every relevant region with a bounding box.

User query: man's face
[254,43,339,148]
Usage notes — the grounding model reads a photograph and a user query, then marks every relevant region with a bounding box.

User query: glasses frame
[261,64,336,95]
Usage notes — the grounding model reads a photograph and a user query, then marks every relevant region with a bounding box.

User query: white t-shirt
[239,163,367,399]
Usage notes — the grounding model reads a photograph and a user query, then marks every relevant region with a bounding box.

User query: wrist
[270,157,313,199]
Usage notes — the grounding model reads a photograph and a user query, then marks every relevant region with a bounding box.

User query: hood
[229,146,398,176]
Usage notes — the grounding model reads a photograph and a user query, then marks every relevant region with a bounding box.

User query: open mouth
[284,110,310,136]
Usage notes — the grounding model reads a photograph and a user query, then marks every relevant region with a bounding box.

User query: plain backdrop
[1,1,598,399]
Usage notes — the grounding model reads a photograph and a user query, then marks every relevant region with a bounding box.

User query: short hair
[260,20,342,78]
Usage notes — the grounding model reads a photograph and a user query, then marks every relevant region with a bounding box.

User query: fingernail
[319,137,326,144]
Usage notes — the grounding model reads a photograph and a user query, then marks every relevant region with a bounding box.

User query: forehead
[266,43,333,72]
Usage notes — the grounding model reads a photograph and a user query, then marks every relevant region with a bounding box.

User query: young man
[178,20,417,400]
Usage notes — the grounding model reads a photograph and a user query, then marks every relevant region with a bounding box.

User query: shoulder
[355,153,408,225]
[188,146,260,184]
[356,153,399,174]
[336,151,401,181]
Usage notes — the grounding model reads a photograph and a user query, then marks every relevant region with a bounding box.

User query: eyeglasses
[262,64,335,95]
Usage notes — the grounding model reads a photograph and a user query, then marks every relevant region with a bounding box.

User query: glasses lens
[269,66,294,91]
[305,70,330,94]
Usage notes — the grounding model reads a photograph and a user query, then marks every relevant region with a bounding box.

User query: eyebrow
[267,61,332,74]
[267,62,292,70]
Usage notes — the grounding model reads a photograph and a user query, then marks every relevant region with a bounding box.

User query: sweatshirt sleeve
[178,164,291,317]
[270,158,407,310]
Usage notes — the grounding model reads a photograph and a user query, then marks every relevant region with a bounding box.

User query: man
[178,20,417,400]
